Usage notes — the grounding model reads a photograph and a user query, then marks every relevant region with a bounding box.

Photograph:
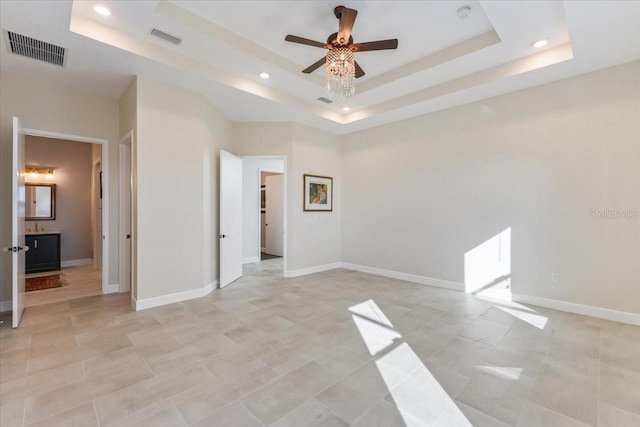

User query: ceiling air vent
[150,28,182,45]
[7,31,65,66]
[317,97,333,104]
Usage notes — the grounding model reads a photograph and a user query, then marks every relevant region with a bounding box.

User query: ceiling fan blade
[285,35,329,49]
[302,57,327,74]
[354,61,365,78]
[337,7,358,45]
[351,39,398,52]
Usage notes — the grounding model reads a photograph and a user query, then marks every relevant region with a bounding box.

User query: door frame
[118,131,134,296]
[92,159,102,269]
[22,127,111,295]
[245,155,287,271]
[258,169,284,258]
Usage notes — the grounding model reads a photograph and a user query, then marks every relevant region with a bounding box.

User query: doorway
[261,171,284,261]
[219,155,286,286]
[21,128,110,308]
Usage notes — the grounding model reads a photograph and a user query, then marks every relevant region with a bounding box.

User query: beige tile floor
[1,258,639,426]
[25,265,102,308]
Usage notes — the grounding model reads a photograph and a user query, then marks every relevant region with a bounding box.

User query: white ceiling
[1,1,639,135]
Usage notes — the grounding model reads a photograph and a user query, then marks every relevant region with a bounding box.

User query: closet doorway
[261,171,284,261]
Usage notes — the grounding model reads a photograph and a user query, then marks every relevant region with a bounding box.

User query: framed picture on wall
[303,174,333,212]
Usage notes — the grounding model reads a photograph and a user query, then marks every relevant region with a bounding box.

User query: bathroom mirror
[25,183,56,220]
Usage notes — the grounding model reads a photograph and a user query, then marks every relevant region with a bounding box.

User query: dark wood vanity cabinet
[25,233,61,273]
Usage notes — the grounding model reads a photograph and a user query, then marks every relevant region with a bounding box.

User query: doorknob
[126,234,131,239]
[217,234,227,239]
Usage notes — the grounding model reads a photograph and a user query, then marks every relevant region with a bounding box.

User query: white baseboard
[61,258,93,268]
[134,281,217,311]
[284,262,342,278]
[105,284,119,294]
[243,257,261,264]
[341,262,465,292]
[512,293,640,326]
[0,300,11,313]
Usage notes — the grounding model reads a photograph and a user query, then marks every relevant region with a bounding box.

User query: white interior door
[265,174,284,257]
[11,117,26,328]
[119,141,132,293]
[219,150,243,287]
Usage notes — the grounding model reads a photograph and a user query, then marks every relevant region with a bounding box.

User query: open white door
[119,138,132,293]
[10,117,26,327]
[219,150,243,287]
[265,174,284,257]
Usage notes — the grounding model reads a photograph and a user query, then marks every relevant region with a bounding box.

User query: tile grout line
[21,398,27,427]
[187,397,248,426]
[309,336,424,425]
[92,400,101,427]
[239,400,266,427]
[229,336,377,425]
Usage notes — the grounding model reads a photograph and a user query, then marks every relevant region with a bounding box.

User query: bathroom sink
[26,230,61,235]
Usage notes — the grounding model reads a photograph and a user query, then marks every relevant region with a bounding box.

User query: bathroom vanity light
[26,166,54,178]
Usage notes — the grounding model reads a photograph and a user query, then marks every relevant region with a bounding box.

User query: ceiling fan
[284,5,399,78]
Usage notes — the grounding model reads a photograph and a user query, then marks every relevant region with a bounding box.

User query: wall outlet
[551,273,559,282]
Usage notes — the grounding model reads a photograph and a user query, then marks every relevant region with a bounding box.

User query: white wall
[135,77,233,301]
[234,122,342,274]
[242,158,284,262]
[341,61,640,315]
[290,124,341,272]
[25,136,93,262]
[0,71,120,305]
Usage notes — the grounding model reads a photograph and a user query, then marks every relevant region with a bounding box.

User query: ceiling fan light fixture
[342,106,350,112]
[259,72,270,79]
[326,46,355,99]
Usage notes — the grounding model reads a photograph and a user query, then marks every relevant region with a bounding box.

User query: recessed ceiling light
[94,5,111,16]
[259,72,270,79]
[532,39,548,48]
[342,106,350,112]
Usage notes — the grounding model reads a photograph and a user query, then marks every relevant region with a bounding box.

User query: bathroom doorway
[21,128,109,308]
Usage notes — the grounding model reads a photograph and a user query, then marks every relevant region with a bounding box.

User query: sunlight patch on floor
[473,365,523,381]
[350,300,471,426]
[496,303,548,330]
